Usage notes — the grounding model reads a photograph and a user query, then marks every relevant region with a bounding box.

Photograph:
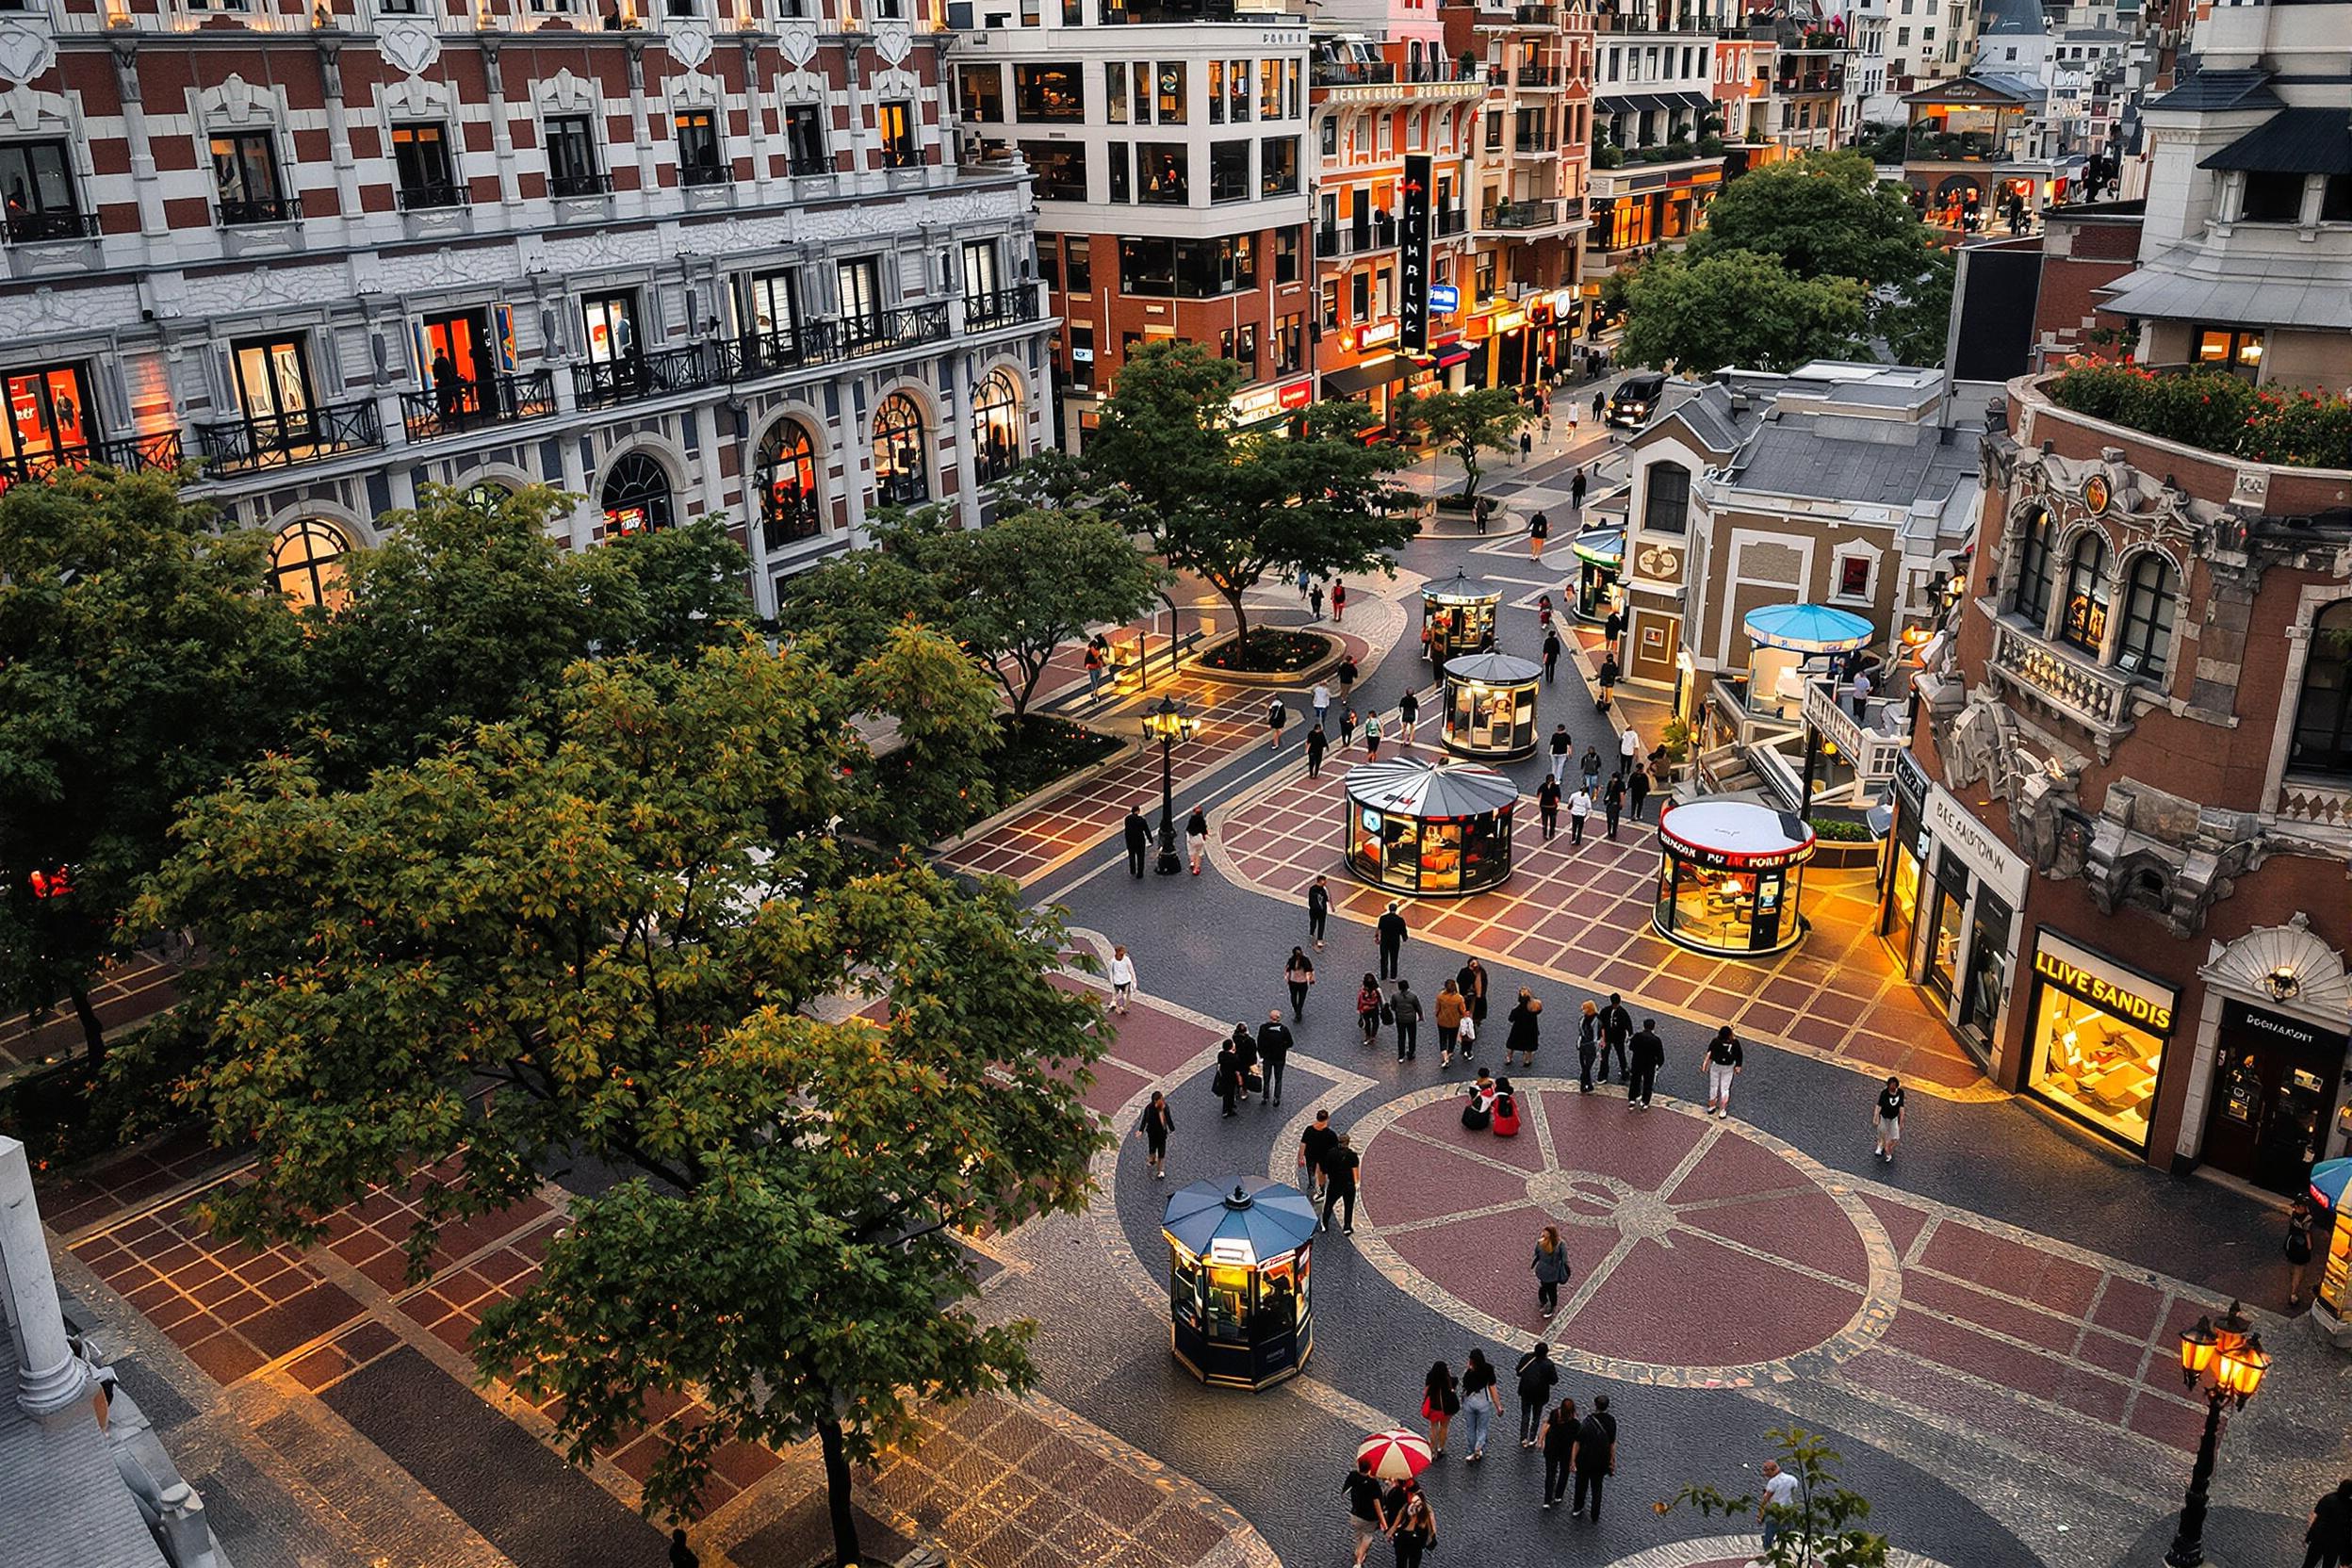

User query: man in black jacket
[1122,804,1151,878]
[1257,1009,1295,1106]
[1573,1395,1616,1521]
[1627,1017,1665,1109]
[1378,902,1409,980]
[1599,992,1634,1081]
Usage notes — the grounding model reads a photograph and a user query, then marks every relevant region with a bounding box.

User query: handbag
[1380,1002,1396,1025]
[1246,1070,1264,1092]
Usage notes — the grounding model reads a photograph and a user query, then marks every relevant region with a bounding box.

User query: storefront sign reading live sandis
[2032,936,2177,1034]
[1398,153,1433,352]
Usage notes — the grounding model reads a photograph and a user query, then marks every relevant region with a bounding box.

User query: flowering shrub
[2046,362,2352,469]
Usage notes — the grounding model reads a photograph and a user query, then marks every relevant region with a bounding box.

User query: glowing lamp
[2177,1316,2216,1385]
[2215,1335,2269,1403]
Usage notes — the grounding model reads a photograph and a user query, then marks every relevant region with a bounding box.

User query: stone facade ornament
[377,18,442,78]
[0,21,57,87]
[666,18,713,69]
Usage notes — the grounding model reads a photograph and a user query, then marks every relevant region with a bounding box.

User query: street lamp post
[2164,1299,2272,1568]
[1144,694,1196,876]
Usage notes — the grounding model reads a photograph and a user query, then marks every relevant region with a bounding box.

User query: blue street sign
[1429,284,1459,314]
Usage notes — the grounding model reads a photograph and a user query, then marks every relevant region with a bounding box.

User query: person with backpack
[1541,1399,1580,1510]
[1875,1074,1905,1163]
[1627,1016,1665,1108]
[1132,1090,1174,1180]
[1514,1340,1560,1446]
[1266,695,1288,750]
[1702,1025,1744,1118]
[1491,1076,1521,1136]
[1342,1454,1391,1568]
[1504,988,1543,1069]
[1364,710,1384,760]
[1462,1069,1497,1131]
[1572,1395,1617,1520]
[1580,744,1603,793]
[1531,1227,1572,1318]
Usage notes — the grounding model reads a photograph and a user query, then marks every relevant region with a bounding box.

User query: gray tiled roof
[0,1336,171,1568]
[2147,68,2282,112]
[1723,413,1982,509]
[2199,106,2352,176]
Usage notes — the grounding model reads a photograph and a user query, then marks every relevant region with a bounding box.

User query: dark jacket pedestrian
[1392,980,1424,1062]
[1541,1400,1579,1507]
[1531,1228,1573,1316]
[1458,956,1490,1025]
[1547,724,1573,784]
[1596,655,1620,710]
[1604,773,1625,840]
[1258,1012,1294,1104]
[1579,745,1603,792]
[1338,654,1360,698]
[2303,1478,2352,1568]
[1514,1342,1560,1446]
[670,1528,700,1568]
[1628,763,1652,820]
[1299,1111,1339,1197]
[1229,1023,1259,1100]
[1133,1090,1174,1178]
[1628,1018,1665,1106]
[1214,1039,1242,1118]
[1599,994,1633,1075]
[1378,903,1409,979]
[1573,1396,1615,1520]
[1537,776,1561,839]
[1122,805,1152,877]
[1266,696,1288,748]
[1504,988,1543,1068]
[1576,1000,1602,1091]
[1308,875,1331,947]
[1306,723,1329,776]
[1321,1135,1361,1233]
[1542,629,1562,682]
[1602,606,1624,650]
[1571,467,1588,509]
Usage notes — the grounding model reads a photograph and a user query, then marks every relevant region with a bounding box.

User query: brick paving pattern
[0,951,180,1082]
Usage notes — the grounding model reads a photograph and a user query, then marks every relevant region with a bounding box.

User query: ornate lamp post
[1143,694,1196,876]
[2164,1299,2272,1567]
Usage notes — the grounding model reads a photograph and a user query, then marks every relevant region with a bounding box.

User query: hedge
[2045,363,2352,469]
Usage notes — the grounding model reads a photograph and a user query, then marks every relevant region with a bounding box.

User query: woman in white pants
[1700,1025,1743,1118]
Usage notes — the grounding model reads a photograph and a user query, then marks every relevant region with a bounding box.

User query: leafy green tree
[852,622,1006,842]
[135,637,1106,1567]
[1393,386,1535,509]
[1620,250,1870,375]
[1875,246,1956,368]
[1691,152,1932,289]
[0,467,302,1068]
[1663,1426,1889,1568]
[1083,341,1415,652]
[773,528,954,676]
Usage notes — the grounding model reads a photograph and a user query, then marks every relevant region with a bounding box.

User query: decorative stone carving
[2077,777,2266,936]
[2201,912,2352,1017]
[776,22,819,68]
[0,20,57,87]
[378,18,442,77]
[872,20,911,65]
[666,19,713,69]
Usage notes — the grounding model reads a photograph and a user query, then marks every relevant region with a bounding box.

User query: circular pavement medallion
[1599,1536,1955,1568]
[1310,1081,1902,1387]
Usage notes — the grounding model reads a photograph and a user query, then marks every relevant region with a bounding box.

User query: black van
[1606,371,1667,430]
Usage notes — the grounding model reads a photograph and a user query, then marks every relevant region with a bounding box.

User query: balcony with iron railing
[216,194,302,226]
[572,341,721,409]
[787,154,835,176]
[963,285,1041,330]
[399,369,559,443]
[1515,63,1565,87]
[548,171,614,198]
[704,302,959,394]
[397,181,470,212]
[4,211,101,244]
[1478,198,1562,232]
[1475,2,1559,26]
[195,399,382,475]
[0,431,184,490]
[1772,69,1846,93]
[1316,217,1399,255]
[679,160,734,188]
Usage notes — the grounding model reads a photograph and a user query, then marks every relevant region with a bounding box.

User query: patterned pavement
[0,950,179,1083]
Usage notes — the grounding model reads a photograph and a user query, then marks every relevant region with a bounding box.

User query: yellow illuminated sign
[2032,948,2175,1034]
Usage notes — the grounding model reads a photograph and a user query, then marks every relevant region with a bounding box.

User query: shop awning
[1162,1179,1318,1264]
[1321,354,1415,398]
[1421,342,1479,370]
[1571,525,1625,568]
[1442,652,1544,685]
[1420,568,1497,607]
[1658,90,1712,113]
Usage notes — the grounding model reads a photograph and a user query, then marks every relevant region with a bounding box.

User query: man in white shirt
[1756,1458,1802,1560]
[1618,725,1640,776]
[1567,787,1593,845]
[1313,681,1331,732]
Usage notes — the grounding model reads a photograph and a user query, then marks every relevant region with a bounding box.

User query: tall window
[1155,62,1187,123]
[1209,140,1250,203]
[837,257,883,338]
[392,123,464,208]
[0,141,83,242]
[971,368,1021,484]
[1015,64,1085,122]
[879,102,917,167]
[2011,505,2055,626]
[1261,136,1298,195]
[2290,600,2352,778]
[676,110,727,184]
[757,419,822,549]
[581,293,639,363]
[959,65,1005,123]
[784,105,828,173]
[2114,554,2177,679]
[0,362,93,475]
[600,451,673,533]
[747,270,801,341]
[1138,142,1187,203]
[961,240,1001,304]
[872,391,928,507]
[211,131,291,224]
[546,115,603,196]
[230,335,313,426]
[270,519,351,612]
[2059,531,2110,655]
[1020,141,1088,200]
[1642,462,1690,535]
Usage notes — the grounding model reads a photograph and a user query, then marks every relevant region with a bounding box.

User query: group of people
[1533,722,1651,846]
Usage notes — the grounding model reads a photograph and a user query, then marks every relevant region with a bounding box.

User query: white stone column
[0,1136,90,1422]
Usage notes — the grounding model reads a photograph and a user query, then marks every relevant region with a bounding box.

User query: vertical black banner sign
[1399,153,1433,353]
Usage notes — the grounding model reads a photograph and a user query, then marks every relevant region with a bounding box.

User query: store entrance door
[2203,1002,2344,1196]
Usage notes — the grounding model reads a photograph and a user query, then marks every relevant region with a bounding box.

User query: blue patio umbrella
[2311,1156,2352,1213]
[1162,1178,1320,1264]
[1743,602,1874,655]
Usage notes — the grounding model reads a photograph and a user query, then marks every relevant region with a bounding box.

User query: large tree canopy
[136,635,1106,1564]
[1081,341,1415,648]
[1394,386,1534,508]
[1620,250,1871,376]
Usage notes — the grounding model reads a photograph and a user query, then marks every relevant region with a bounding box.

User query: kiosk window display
[1418,569,1501,675]
[1162,1179,1318,1389]
[1343,760,1518,897]
[1654,799,1816,956]
[1571,527,1625,622]
[2023,929,2178,1152]
[1441,652,1543,760]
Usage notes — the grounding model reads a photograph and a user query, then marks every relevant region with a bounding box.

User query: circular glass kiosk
[1654,799,1816,956]
[1162,1179,1317,1390]
[1345,760,1518,897]
[1442,653,1543,760]
[1570,526,1625,622]
[1419,570,1500,675]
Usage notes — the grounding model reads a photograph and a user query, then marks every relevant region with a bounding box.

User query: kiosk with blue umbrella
[1740,602,1875,724]
[1161,1178,1319,1389]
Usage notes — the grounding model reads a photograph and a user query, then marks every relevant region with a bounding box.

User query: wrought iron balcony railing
[195,399,382,474]
[399,369,559,442]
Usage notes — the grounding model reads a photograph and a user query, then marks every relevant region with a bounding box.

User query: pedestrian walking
[1604,773,1625,840]
[2291,1195,2320,1308]
[1850,664,1874,722]
[1300,1109,1338,1201]
[1214,1033,1242,1118]
[1567,399,1582,436]
[1285,947,1316,1021]
[1308,874,1331,948]
[1758,1457,1802,1558]
[1084,641,1106,703]
[1422,1362,1461,1457]
[1592,388,1607,422]
[1504,988,1544,1070]
[1542,628,1562,684]
[1184,806,1211,876]
[1459,956,1491,1034]
[1397,688,1420,748]
[1339,653,1360,704]
[1227,1021,1259,1105]
[1537,775,1561,840]
[1122,804,1151,878]
[1341,705,1360,747]
[1515,1340,1560,1446]
[1528,509,1550,560]
[1580,744,1603,793]
[1573,1396,1616,1520]
[1576,999,1602,1092]
[1541,1400,1580,1510]
[1258,1010,1294,1105]
[1458,1348,1500,1462]
[1298,566,1312,601]
[1343,1455,1391,1568]
[1518,428,1533,466]
[1596,654,1620,710]
[1541,411,1554,445]
[1435,978,1466,1067]
[1629,762,1653,821]
[1364,711,1383,761]
[1320,1133,1360,1233]
[670,1527,700,1568]
[1108,944,1136,1013]
[1530,1231,1572,1320]
[1266,695,1288,750]
[1311,580,1326,619]
[2303,1478,2352,1568]
[1379,901,1409,979]
[1313,680,1332,731]
[1702,1025,1744,1117]
[1620,723,1641,776]
[1567,784,1592,844]
[1548,723,1573,785]
[1133,1090,1174,1179]
[1388,1485,1436,1568]
[1357,972,1385,1047]
[1580,992,1623,1082]
[1571,466,1588,512]
[1627,1016,1663,1107]
[1332,580,1348,623]
[1393,979,1424,1062]
[1602,604,1623,656]
[1306,723,1329,777]
[1537,596,1555,634]
[1875,1074,1905,1163]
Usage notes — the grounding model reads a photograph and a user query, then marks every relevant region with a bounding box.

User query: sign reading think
[1398,153,1433,352]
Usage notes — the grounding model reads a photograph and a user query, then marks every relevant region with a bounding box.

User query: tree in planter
[134,637,1107,1568]
[1083,340,1415,657]
[1393,386,1535,513]
[0,466,305,1071]
[1620,250,1869,375]
[1662,1426,1889,1568]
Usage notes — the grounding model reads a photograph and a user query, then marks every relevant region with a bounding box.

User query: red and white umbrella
[1356,1429,1433,1482]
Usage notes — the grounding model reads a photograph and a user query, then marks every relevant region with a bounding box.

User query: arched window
[270,518,351,612]
[2011,506,2055,626]
[872,392,929,508]
[2114,553,2177,680]
[2058,531,2109,656]
[971,368,1021,486]
[600,451,673,534]
[1642,461,1690,534]
[757,419,822,550]
[459,480,512,514]
[2290,600,2352,778]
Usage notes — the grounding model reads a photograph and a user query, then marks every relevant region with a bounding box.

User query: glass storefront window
[1883,836,1920,961]
[2024,934,2177,1152]
[1924,884,1963,1001]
